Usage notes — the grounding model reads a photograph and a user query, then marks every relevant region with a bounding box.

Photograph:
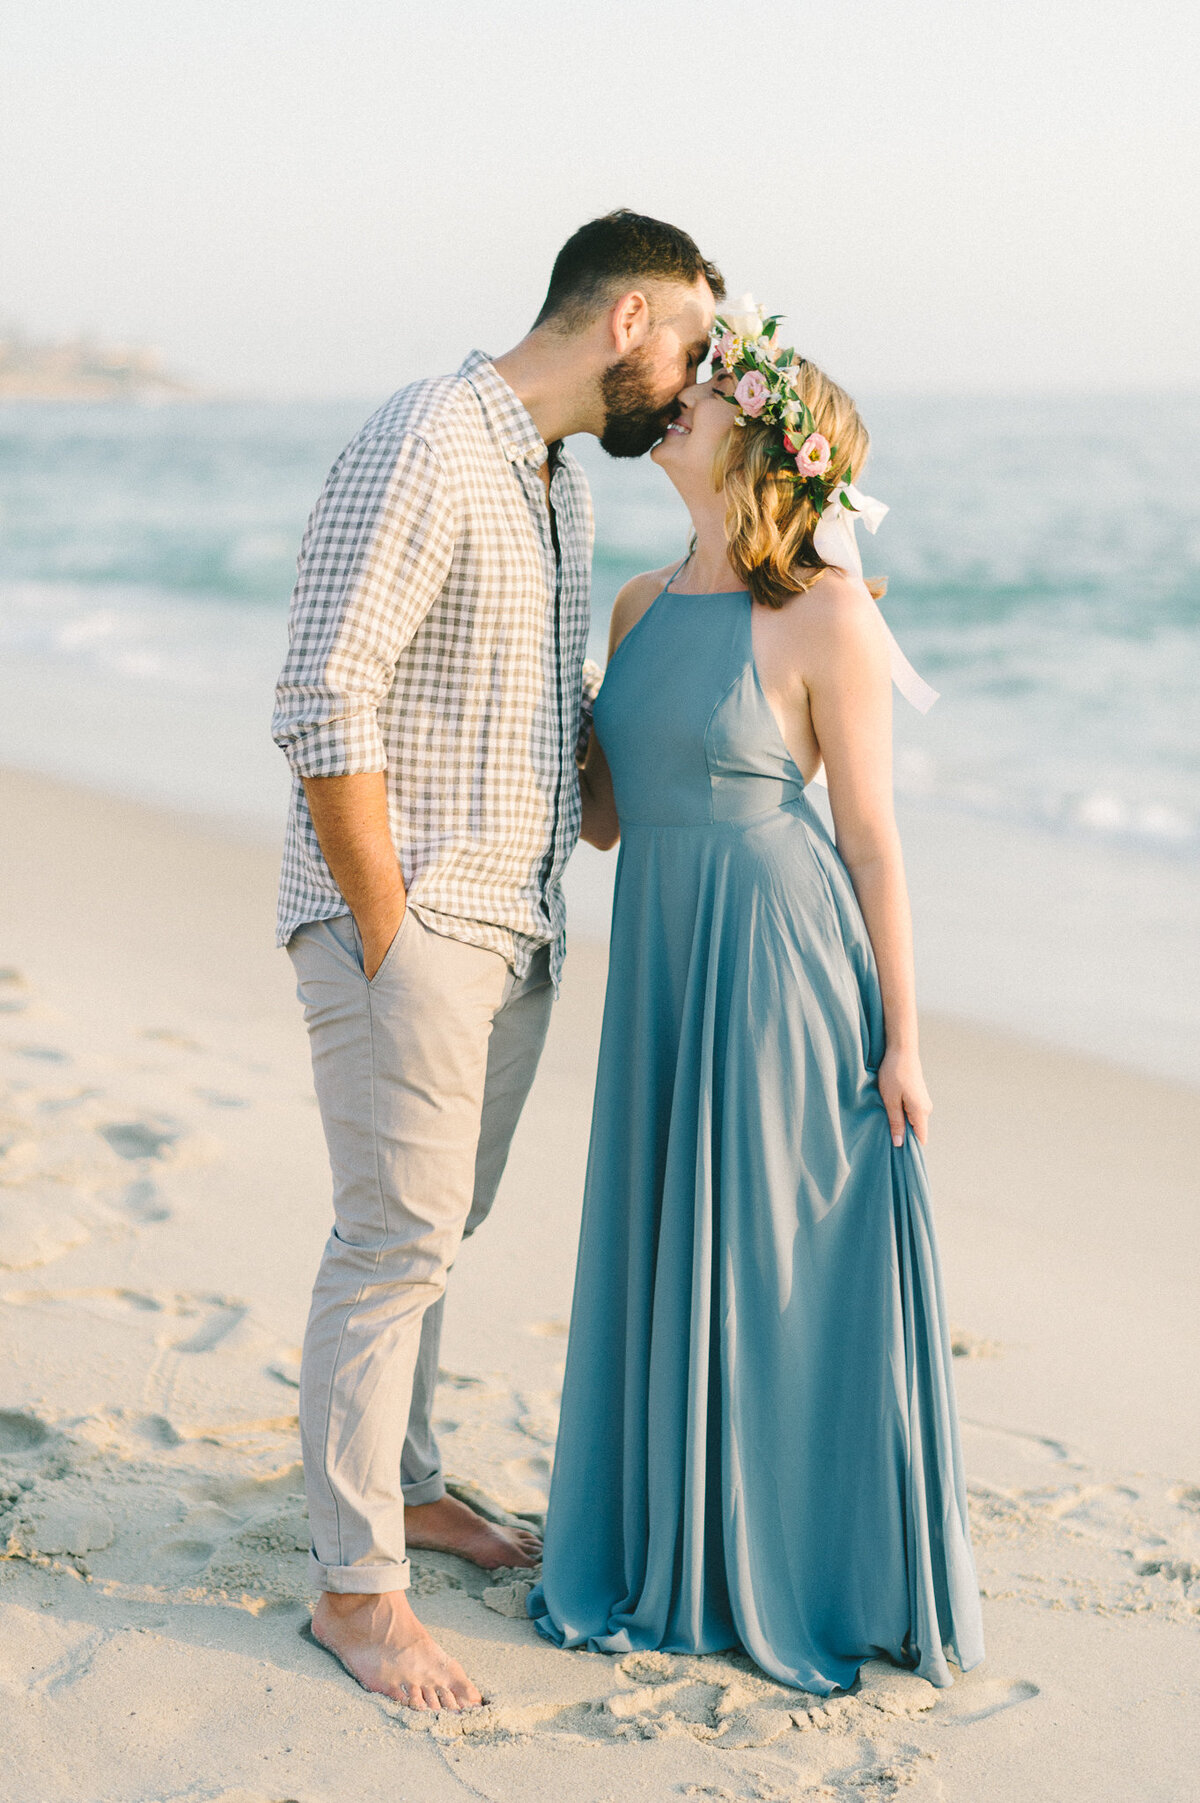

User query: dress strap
[661,551,693,594]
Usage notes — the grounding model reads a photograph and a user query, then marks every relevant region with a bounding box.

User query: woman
[528,308,985,1692]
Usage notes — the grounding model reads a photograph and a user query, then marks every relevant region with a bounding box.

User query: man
[272,210,723,1710]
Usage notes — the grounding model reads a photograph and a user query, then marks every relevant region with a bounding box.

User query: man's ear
[608,289,652,355]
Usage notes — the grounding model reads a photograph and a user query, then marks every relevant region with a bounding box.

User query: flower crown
[711,295,856,515]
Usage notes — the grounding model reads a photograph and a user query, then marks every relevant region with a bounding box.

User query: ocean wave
[2,397,1198,869]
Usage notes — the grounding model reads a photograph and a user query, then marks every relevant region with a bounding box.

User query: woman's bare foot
[404,1493,542,1569]
[310,1589,482,1711]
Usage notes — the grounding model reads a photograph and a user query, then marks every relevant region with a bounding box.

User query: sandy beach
[2,763,1200,1803]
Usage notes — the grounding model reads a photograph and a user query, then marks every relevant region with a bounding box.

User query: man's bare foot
[310,1589,482,1711]
[405,1493,542,1570]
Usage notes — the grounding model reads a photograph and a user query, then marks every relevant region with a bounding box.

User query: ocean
[1,395,1197,1082]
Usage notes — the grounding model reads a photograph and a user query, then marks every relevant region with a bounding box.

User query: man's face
[599,279,717,459]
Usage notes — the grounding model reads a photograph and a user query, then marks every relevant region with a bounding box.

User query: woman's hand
[878,1043,932,1147]
[578,732,619,850]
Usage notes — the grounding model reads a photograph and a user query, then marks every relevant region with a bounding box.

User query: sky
[2,0,1197,397]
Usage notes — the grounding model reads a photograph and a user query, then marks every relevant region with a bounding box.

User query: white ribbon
[811,483,939,716]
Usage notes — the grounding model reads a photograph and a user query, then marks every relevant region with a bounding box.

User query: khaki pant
[287,908,553,1592]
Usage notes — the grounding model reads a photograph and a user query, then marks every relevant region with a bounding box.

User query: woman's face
[650,368,737,482]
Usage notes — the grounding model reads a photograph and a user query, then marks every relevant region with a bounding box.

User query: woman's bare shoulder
[782,569,889,669]
[608,562,681,657]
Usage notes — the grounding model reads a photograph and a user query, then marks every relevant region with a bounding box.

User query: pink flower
[795,431,831,475]
[734,371,769,417]
[715,331,739,367]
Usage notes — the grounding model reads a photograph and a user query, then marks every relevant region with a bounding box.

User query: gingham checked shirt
[272,351,598,987]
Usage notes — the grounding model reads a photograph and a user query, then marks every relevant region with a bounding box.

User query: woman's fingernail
[892,1133,904,1146]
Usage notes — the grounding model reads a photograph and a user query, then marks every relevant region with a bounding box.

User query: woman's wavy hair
[712,359,884,607]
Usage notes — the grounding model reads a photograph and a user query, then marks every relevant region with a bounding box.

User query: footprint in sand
[174,1490,312,1608]
[152,1536,221,1578]
[13,1045,71,1065]
[134,1296,301,1447]
[122,1178,171,1223]
[1132,1555,1200,1585]
[0,1108,182,1269]
[185,1463,305,1511]
[960,1419,1084,1495]
[1169,1484,1200,1513]
[0,1409,50,1453]
[169,1299,251,1354]
[98,1120,180,1162]
[0,1605,104,1693]
[0,970,29,1015]
[576,1650,944,1752]
[1022,1481,1140,1532]
[933,1675,1040,1726]
[961,1420,1074,1465]
[132,1413,185,1449]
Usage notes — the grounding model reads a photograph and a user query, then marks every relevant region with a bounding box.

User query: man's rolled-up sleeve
[272,432,455,778]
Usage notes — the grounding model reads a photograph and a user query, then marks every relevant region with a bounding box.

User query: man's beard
[599,347,679,458]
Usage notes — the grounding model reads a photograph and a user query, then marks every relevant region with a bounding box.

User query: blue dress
[528,585,984,1693]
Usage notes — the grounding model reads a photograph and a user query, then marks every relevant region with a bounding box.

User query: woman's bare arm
[800,576,932,1146]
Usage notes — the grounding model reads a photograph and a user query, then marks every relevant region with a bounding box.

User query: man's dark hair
[533,209,725,332]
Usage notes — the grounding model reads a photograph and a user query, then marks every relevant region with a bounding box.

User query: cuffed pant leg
[398,944,555,1504]
[289,910,509,1593]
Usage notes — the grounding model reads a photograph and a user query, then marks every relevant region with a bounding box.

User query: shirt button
[506,443,520,459]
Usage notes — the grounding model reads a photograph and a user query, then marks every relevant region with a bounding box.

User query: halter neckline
[662,551,750,601]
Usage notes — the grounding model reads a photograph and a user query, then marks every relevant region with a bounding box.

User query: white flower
[722,292,764,337]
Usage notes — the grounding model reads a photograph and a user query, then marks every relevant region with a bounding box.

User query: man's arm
[273,430,456,964]
[302,773,406,977]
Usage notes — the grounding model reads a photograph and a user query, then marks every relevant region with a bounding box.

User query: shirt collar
[459,350,550,471]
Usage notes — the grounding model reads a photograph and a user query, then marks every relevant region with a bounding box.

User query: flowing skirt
[529,800,984,1691]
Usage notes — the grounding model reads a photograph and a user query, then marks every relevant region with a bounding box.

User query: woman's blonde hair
[712,359,884,608]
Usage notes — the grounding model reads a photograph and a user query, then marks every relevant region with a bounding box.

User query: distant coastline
[0,330,197,401]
